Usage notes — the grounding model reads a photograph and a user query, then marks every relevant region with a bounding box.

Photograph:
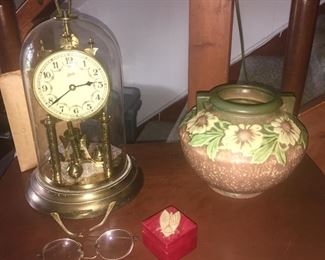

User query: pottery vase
[179,84,308,199]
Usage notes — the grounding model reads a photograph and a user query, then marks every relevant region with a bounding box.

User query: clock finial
[85,38,99,56]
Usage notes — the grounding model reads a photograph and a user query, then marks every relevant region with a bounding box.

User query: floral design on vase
[186,111,219,134]
[179,84,308,199]
[221,124,263,158]
[184,110,306,166]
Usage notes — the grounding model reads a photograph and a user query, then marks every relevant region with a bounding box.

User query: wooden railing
[0,0,55,73]
[16,0,54,40]
[0,0,21,72]
[188,0,234,108]
[282,0,320,113]
[188,0,320,114]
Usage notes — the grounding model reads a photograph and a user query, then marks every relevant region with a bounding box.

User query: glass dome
[21,8,142,219]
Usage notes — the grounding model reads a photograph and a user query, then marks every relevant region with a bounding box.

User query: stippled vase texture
[179,84,308,199]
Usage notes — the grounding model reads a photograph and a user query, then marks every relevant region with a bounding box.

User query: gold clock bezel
[32,49,110,121]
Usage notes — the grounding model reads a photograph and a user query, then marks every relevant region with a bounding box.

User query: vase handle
[196,92,210,112]
[280,93,296,115]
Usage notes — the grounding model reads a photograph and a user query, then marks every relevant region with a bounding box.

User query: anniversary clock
[20,1,142,219]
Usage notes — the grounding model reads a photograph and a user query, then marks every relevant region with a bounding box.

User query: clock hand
[50,81,94,107]
[74,81,94,88]
[50,89,71,107]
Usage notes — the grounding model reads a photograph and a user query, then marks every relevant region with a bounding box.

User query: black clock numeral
[47,97,54,105]
[43,71,52,79]
[89,68,100,78]
[73,107,80,114]
[92,68,98,76]
[96,82,103,88]
[59,105,65,113]
[40,84,52,93]
[52,61,59,69]
[42,85,48,91]
[95,94,101,100]
[83,60,87,67]
[86,103,93,110]
[65,57,73,65]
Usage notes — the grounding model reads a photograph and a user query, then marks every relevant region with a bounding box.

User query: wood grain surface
[188,0,234,108]
[0,143,325,259]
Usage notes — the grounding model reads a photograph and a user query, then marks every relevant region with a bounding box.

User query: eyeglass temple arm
[50,212,83,238]
[89,201,116,232]
[50,201,116,237]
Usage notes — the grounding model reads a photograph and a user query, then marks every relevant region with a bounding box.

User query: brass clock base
[25,155,143,219]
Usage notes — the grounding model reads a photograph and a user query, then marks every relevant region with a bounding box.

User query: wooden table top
[0,143,325,260]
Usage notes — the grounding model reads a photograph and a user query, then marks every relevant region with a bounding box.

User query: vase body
[179,84,308,199]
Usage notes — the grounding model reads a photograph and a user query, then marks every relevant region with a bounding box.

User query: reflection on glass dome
[21,6,142,219]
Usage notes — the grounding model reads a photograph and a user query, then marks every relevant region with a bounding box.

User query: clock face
[33,50,110,121]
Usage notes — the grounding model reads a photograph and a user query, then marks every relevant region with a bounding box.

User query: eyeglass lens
[96,229,134,260]
[42,238,83,260]
[42,229,133,260]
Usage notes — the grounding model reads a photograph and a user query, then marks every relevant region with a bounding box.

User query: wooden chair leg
[299,95,325,173]
[0,0,21,73]
[281,0,320,114]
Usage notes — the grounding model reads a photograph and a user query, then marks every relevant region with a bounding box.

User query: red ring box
[142,206,197,260]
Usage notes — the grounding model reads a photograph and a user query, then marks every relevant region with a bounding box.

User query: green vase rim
[208,84,283,115]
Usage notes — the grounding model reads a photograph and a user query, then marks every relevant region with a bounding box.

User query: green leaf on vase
[207,135,223,160]
[218,120,231,130]
[263,124,274,133]
[298,130,307,149]
[274,143,287,165]
[252,139,277,164]
[189,132,218,147]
